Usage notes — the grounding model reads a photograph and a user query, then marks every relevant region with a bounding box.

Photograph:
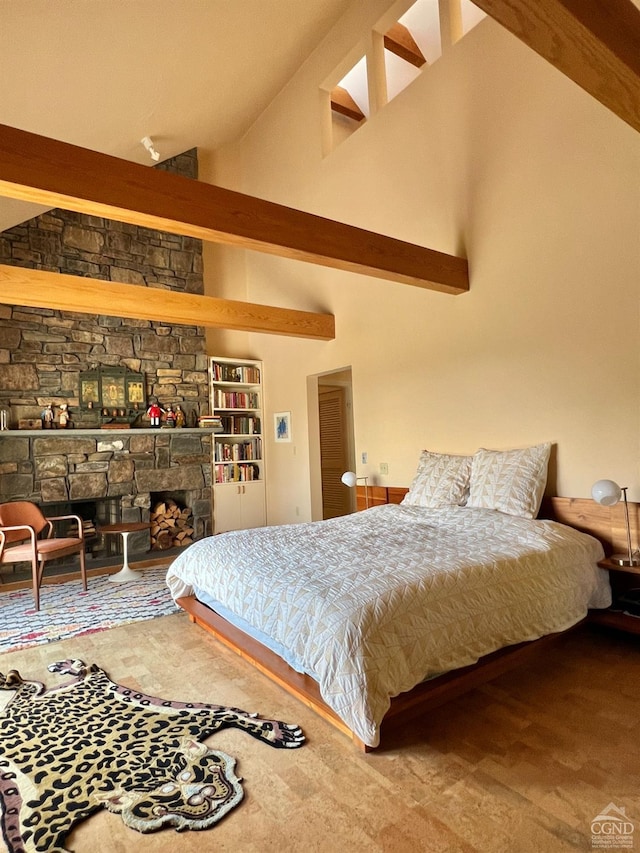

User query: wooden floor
[2,615,638,852]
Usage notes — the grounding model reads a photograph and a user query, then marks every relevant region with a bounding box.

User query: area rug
[0,659,305,852]
[0,567,178,654]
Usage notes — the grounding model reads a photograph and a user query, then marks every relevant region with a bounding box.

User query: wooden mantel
[0,123,469,296]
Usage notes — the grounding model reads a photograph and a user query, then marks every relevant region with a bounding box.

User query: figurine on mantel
[164,405,176,428]
[146,397,165,428]
[41,404,55,429]
[58,403,71,429]
[175,405,186,428]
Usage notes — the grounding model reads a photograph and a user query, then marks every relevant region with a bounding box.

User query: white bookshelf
[209,357,266,533]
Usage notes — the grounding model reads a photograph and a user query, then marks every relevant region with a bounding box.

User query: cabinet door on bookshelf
[213,481,266,534]
[210,356,266,534]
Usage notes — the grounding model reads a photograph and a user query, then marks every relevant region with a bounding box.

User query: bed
[167,444,612,749]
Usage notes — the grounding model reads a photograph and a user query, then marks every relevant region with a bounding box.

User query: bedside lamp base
[609,553,640,568]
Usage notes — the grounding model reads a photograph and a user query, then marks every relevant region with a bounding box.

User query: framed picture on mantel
[79,367,146,420]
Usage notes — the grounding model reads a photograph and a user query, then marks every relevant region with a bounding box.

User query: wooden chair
[0,501,86,610]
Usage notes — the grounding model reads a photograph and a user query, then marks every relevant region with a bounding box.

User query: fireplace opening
[150,491,195,551]
[43,496,122,560]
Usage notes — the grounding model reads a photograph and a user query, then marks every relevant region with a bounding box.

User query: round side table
[99,522,152,583]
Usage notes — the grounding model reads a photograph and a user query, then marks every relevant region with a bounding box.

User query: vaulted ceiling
[0,0,355,231]
[0,0,638,338]
[2,0,638,232]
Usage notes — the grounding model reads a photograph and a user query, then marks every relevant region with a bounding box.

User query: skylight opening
[398,0,442,65]
[322,0,488,156]
[332,56,370,122]
[384,0,439,105]
[384,50,422,103]
[460,0,486,36]
[327,55,369,150]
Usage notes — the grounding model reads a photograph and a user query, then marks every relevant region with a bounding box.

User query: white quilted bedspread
[166,504,610,746]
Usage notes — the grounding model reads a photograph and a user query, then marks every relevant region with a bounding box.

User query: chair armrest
[45,513,85,541]
[0,524,37,554]
[0,523,36,535]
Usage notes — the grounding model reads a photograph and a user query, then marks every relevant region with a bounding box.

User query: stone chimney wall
[0,149,213,544]
[0,148,208,430]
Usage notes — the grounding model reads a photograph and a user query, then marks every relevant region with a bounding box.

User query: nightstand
[590,558,640,634]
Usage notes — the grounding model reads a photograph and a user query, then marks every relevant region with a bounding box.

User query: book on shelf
[214,437,262,462]
[220,415,261,435]
[213,390,260,409]
[211,363,261,384]
[198,415,224,432]
[214,462,261,483]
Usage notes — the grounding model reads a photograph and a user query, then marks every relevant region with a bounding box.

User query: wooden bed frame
[176,489,635,751]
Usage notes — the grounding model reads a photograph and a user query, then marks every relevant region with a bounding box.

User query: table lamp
[341,471,370,508]
[591,479,640,566]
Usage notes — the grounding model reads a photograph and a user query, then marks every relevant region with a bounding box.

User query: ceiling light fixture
[141,135,160,162]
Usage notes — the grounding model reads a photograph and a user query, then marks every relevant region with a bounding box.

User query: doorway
[317,368,356,519]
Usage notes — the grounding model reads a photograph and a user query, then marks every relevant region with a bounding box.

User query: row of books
[197,415,224,432]
[219,415,261,435]
[214,463,261,483]
[211,363,261,384]
[214,438,262,462]
[213,390,260,410]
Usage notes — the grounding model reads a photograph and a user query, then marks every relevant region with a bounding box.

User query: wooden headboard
[542,496,640,557]
[356,485,407,511]
[357,487,639,557]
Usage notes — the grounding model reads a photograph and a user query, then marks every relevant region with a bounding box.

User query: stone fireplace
[0,429,212,569]
[0,148,215,571]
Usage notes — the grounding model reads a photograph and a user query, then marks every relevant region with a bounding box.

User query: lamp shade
[341,471,357,488]
[591,479,622,507]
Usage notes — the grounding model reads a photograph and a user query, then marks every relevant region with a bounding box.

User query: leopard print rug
[0,659,305,852]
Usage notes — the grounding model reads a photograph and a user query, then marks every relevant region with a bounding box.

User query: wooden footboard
[176,594,355,740]
[176,593,580,751]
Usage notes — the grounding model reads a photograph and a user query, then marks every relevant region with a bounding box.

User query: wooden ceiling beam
[473,0,640,134]
[330,86,366,121]
[0,265,336,340]
[384,22,427,68]
[0,123,469,295]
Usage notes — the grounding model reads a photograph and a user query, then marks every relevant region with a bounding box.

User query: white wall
[201,6,640,524]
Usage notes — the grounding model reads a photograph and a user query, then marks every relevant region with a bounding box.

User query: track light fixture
[141,135,160,162]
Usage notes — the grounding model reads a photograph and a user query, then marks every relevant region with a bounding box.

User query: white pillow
[466,442,551,518]
[402,450,472,508]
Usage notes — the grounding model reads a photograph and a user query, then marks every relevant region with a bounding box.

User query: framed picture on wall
[126,379,145,406]
[100,372,127,409]
[274,411,292,443]
[80,376,100,408]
